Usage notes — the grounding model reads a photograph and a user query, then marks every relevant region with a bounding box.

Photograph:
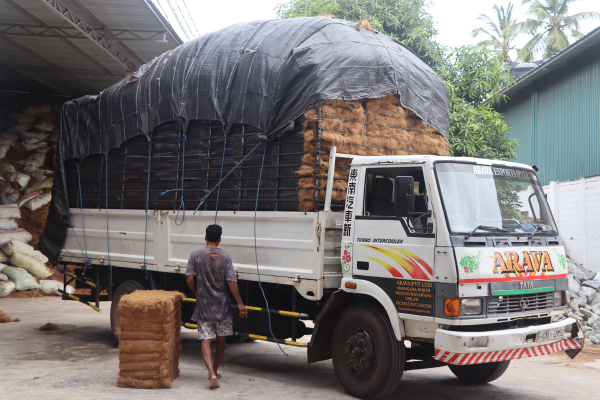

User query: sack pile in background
[0,103,65,299]
[567,258,600,344]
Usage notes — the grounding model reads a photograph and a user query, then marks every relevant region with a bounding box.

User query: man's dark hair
[206,224,222,242]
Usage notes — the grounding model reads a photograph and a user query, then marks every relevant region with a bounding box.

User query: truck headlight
[461,298,483,315]
[554,291,566,307]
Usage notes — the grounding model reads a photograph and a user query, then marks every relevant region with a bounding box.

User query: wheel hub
[343,328,375,375]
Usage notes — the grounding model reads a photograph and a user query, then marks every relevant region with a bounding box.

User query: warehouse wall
[497,44,600,185]
[544,176,600,272]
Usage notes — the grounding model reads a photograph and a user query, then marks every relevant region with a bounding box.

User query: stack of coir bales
[118,290,184,389]
[0,102,66,299]
[298,95,448,211]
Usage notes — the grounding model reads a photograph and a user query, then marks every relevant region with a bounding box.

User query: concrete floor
[1,297,599,400]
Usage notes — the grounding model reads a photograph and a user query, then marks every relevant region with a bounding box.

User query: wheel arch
[308,281,405,364]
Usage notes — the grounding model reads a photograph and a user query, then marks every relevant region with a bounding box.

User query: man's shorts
[197,320,233,340]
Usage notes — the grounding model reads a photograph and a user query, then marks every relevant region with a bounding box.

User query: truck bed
[61,209,344,300]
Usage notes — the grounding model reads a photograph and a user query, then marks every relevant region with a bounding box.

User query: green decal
[342,242,353,273]
[554,248,566,269]
[460,250,482,274]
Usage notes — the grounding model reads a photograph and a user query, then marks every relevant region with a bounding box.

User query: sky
[152,0,600,60]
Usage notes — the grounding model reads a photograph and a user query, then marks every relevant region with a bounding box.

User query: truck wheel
[110,280,146,343]
[332,303,405,400]
[448,360,510,383]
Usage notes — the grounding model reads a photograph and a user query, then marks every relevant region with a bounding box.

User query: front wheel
[448,360,510,383]
[110,280,146,343]
[332,303,405,400]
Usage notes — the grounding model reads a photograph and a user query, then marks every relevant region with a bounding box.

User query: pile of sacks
[0,103,65,299]
[567,258,600,345]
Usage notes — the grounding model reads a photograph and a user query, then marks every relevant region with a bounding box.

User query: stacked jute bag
[0,103,67,299]
[117,290,185,389]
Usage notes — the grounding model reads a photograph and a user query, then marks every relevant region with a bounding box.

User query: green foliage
[275,0,519,161]
[439,46,515,106]
[516,0,600,61]
[275,0,443,67]
[496,179,524,221]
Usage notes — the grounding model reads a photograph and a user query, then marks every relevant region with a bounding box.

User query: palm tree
[517,0,600,61]
[472,3,522,61]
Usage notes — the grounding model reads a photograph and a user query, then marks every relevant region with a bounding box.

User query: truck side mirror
[394,176,414,218]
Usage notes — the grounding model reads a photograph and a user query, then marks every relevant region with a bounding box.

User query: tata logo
[493,251,554,276]
[520,281,534,290]
[520,297,530,309]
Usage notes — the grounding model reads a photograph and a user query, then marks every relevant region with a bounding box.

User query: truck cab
[316,154,582,399]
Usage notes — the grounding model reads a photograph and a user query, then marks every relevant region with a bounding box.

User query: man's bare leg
[213,336,226,377]
[201,339,217,380]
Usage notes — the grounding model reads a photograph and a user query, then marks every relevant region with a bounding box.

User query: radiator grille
[487,292,554,315]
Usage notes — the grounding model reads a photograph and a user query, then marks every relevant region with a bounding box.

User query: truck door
[351,165,436,315]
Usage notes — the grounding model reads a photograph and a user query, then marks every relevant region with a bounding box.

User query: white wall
[544,176,600,272]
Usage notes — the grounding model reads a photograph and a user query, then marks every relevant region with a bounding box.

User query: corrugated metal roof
[0,0,182,98]
[489,25,600,105]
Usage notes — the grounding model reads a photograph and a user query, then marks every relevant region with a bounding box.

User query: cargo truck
[44,17,583,400]
[56,147,583,399]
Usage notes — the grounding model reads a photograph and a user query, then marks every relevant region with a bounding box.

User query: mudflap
[307,290,349,364]
[566,319,585,360]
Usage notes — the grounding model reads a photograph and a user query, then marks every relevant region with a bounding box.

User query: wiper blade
[465,225,508,240]
[528,229,554,240]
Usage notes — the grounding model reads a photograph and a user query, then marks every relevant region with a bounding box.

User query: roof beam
[40,0,135,72]
[3,0,117,77]
[0,61,71,95]
[0,24,168,42]
[67,0,146,67]
[0,33,98,94]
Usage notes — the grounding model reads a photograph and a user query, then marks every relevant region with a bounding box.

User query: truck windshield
[435,162,557,235]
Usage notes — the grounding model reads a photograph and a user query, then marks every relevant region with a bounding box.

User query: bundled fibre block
[299,95,449,211]
[117,290,184,389]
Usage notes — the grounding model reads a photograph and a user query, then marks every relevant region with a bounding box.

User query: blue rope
[76,168,90,269]
[193,142,263,215]
[160,133,187,225]
[105,156,113,286]
[254,144,287,356]
[215,135,227,224]
[141,139,151,280]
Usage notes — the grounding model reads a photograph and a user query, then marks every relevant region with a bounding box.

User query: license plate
[536,327,565,342]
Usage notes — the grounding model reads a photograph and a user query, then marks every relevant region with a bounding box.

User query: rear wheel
[110,280,146,343]
[332,303,405,400]
[448,360,510,383]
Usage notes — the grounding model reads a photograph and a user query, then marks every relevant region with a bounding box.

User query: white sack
[34,120,54,132]
[0,280,15,297]
[1,240,48,264]
[0,219,18,230]
[25,178,53,195]
[23,166,53,181]
[2,266,40,291]
[0,272,8,281]
[23,192,51,211]
[1,187,19,205]
[40,280,74,296]
[17,152,45,168]
[10,253,52,279]
[0,144,9,160]
[9,172,30,191]
[0,204,20,219]
[0,229,32,245]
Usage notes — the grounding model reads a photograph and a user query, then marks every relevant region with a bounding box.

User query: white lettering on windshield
[473,165,535,180]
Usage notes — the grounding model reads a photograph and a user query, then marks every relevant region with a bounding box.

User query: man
[186,224,248,389]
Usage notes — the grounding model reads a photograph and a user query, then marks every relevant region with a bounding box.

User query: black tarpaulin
[40,17,449,261]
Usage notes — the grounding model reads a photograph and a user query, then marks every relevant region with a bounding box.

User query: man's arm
[227,281,248,318]
[186,275,196,295]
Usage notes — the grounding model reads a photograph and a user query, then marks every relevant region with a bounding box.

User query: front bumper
[434,317,583,365]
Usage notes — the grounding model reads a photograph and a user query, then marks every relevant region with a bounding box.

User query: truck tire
[331,303,405,400]
[448,360,510,383]
[110,280,146,343]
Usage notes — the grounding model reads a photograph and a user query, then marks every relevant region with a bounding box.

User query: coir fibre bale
[0,308,19,322]
[298,95,449,211]
[117,290,184,389]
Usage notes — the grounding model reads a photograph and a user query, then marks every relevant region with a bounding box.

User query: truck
[45,17,583,400]
[56,147,583,399]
